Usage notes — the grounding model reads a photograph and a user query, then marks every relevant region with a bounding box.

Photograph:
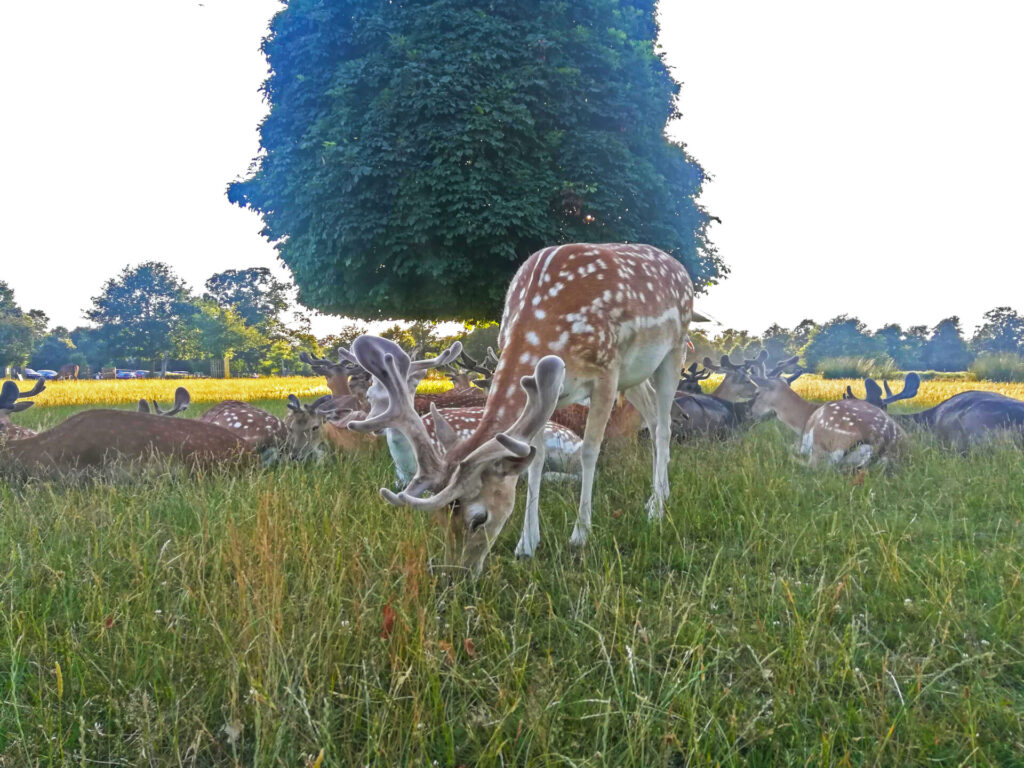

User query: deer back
[4,410,252,476]
[803,399,905,455]
[199,401,287,450]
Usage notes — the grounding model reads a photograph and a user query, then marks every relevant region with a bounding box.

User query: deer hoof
[568,526,590,549]
[645,496,665,521]
[515,536,538,559]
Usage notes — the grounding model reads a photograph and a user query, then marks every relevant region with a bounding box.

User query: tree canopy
[0,282,47,370]
[229,0,722,320]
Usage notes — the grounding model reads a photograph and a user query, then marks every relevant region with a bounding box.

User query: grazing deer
[349,242,693,570]
[199,395,341,462]
[0,380,46,442]
[57,363,79,381]
[748,365,918,468]
[386,403,583,488]
[859,377,1024,450]
[137,387,191,416]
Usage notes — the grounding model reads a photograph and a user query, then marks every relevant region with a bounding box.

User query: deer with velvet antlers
[347,242,693,572]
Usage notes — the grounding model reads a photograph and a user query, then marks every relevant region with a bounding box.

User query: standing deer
[57,363,80,381]
[748,365,919,468]
[348,242,693,571]
[0,380,46,442]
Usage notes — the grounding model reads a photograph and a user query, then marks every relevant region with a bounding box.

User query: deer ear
[495,446,537,476]
[429,403,459,453]
[287,394,302,412]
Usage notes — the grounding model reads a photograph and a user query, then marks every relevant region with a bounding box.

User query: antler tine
[347,336,446,490]
[1,379,46,410]
[408,341,463,377]
[882,372,921,405]
[137,398,151,414]
[863,379,884,406]
[457,351,492,377]
[164,387,191,416]
[336,345,361,368]
[485,347,500,370]
[20,379,46,399]
[882,380,894,398]
[767,355,800,378]
[503,355,566,445]
[702,356,723,373]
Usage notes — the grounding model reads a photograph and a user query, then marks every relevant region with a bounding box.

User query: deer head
[677,362,712,395]
[283,394,342,461]
[0,379,45,440]
[346,336,564,573]
[137,387,191,416]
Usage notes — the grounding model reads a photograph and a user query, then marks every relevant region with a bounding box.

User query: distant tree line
[0,265,323,377]
[690,308,1024,373]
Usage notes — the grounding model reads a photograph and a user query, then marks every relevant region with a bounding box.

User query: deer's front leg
[515,431,547,559]
[571,372,619,549]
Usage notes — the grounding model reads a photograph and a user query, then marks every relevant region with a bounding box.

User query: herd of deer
[3,243,1023,573]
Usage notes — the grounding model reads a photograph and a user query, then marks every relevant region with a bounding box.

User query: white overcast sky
[2,1,1021,338]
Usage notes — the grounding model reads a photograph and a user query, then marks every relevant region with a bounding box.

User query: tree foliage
[972,307,1024,356]
[0,281,47,369]
[229,0,722,320]
[924,317,973,372]
[802,316,886,369]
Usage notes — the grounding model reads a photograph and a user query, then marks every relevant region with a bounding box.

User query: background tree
[0,281,47,372]
[802,315,886,369]
[85,262,193,377]
[31,327,77,371]
[760,324,794,360]
[228,0,723,320]
[175,301,263,377]
[924,316,974,371]
[972,307,1024,355]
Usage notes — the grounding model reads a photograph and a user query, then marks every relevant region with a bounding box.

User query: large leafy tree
[229,0,722,320]
[204,268,291,328]
[0,282,47,371]
[972,306,1024,355]
[86,262,194,375]
[802,316,886,369]
[924,317,974,372]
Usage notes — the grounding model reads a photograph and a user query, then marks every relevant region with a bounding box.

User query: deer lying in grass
[300,350,377,452]
[668,362,765,440]
[348,242,694,571]
[858,377,1024,450]
[199,395,341,462]
[137,387,191,416]
[0,380,46,442]
[749,365,919,468]
[1,405,252,478]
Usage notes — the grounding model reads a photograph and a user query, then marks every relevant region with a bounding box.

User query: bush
[815,356,898,380]
[969,353,1024,382]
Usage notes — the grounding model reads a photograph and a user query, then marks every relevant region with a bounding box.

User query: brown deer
[0,380,46,442]
[300,350,376,451]
[1,410,252,477]
[57,363,79,381]
[748,365,919,468]
[199,395,341,462]
[137,387,191,416]
[348,242,693,570]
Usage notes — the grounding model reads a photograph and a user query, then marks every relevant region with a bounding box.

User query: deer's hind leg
[568,370,620,549]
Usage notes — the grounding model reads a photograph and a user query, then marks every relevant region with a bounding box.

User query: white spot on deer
[549,331,569,352]
[534,308,546,319]
[518,351,534,364]
[526,331,540,345]
[532,294,542,306]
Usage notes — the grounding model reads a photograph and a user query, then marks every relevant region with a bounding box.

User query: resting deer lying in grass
[137,387,191,416]
[749,365,919,468]
[668,362,765,440]
[857,375,1024,450]
[300,350,377,452]
[348,242,694,571]
[0,380,46,442]
[1,407,252,478]
[199,394,342,462]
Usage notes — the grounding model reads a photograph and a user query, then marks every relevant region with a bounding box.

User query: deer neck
[326,374,351,397]
[769,387,819,435]
[442,339,531,465]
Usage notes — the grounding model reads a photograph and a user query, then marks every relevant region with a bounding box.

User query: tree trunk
[222,354,231,379]
[160,352,169,379]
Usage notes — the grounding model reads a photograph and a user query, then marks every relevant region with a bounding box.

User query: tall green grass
[815,356,898,380]
[2,418,1022,765]
[970,353,1024,383]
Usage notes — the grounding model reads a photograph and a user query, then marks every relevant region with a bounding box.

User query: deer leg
[514,432,548,559]
[569,371,620,549]
[647,347,685,520]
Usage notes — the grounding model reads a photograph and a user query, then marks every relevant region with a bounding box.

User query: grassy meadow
[1,377,1023,766]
